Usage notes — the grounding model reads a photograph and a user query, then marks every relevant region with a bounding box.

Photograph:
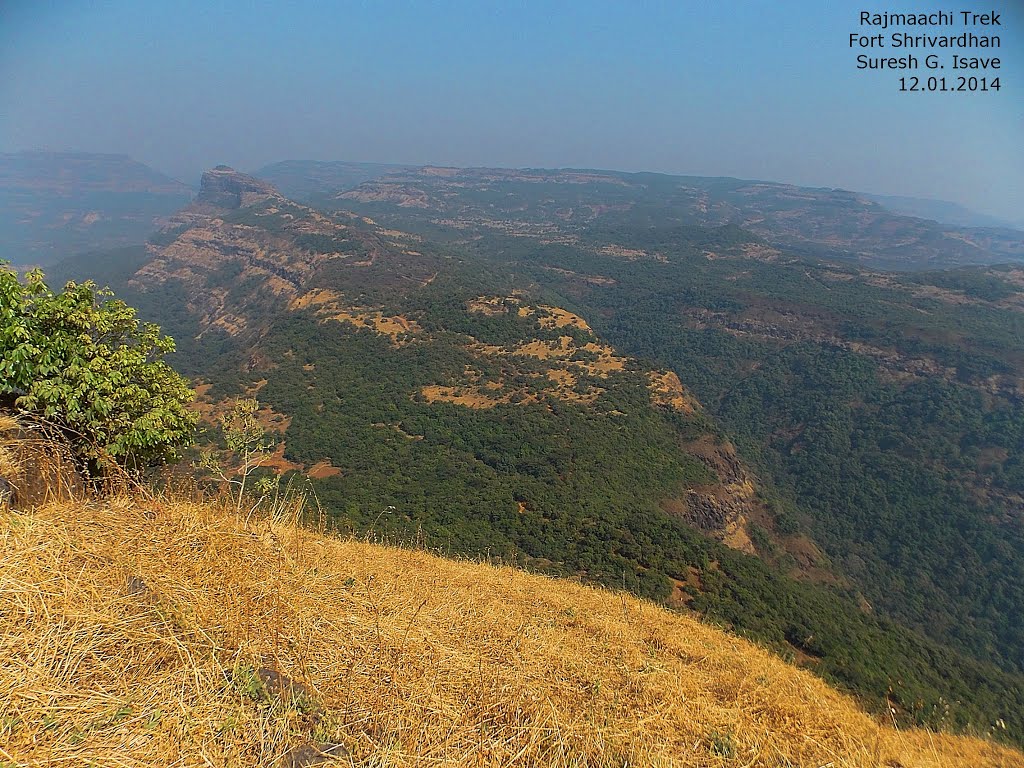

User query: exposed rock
[195,166,280,210]
[255,665,312,706]
[661,437,759,554]
[281,741,347,767]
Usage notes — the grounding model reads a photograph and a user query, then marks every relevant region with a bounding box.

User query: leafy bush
[0,265,197,474]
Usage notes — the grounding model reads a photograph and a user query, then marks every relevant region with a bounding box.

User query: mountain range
[6,151,1024,271]
[264,162,1024,270]
[864,192,1024,231]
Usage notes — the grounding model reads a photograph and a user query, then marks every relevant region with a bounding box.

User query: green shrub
[0,265,197,474]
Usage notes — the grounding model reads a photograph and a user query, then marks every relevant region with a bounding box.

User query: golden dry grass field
[1,495,1022,767]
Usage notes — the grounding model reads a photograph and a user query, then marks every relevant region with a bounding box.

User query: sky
[1,0,1022,223]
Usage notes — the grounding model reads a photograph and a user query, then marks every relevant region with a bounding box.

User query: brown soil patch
[536,306,591,331]
[547,369,577,388]
[433,302,632,408]
[265,275,296,296]
[251,442,302,474]
[467,296,520,316]
[426,300,633,409]
[307,461,342,479]
[581,342,627,374]
[255,404,291,434]
[648,371,697,414]
[188,386,290,435]
[420,385,510,409]
[290,290,422,344]
[289,288,340,310]
[721,514,755,554]
[211,313,247,336]
[513,337,575,360]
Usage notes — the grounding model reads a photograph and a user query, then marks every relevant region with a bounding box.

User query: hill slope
[46,168,1024,743]
[450,226,1024,677]
[2,497,1021,767]
[50,167,769,575]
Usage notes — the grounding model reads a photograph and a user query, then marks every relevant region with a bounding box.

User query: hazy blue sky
[2,0,1021,221]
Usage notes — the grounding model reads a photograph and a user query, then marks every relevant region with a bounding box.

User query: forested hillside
[457,227,1024,675]
[334,167,1024,678]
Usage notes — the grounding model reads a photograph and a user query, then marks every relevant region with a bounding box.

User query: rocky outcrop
[682,487,751,531]
[194,165,280,210]
[132,171,406,338]
[661,437,759,554]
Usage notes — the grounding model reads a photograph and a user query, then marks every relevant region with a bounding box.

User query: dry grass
[0,414,20,481]
[1,497,1022,767]
[0,413,85,507]
[420,384,511,409]
[288,289,422,344]
[648,371,698,415]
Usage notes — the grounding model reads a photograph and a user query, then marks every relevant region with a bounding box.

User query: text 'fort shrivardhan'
[850,9,1003,91]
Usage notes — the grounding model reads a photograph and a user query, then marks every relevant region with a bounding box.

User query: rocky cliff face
[194,166,280,210]
[132,167,407,338]
[660,437,759,554]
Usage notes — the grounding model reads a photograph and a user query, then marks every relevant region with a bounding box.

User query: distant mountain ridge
[5,151,1023,270]
[324,165,1024,270]
[253,159,411,204]
[1,151,189,193]
[866,192,1023,231]
[0,151,193,266]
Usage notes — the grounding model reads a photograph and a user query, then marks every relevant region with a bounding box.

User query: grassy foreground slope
[2,499,1021,768]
